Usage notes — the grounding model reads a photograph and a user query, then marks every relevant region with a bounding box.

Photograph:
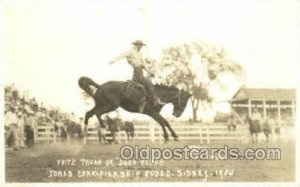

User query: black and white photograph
[0,0,299,186]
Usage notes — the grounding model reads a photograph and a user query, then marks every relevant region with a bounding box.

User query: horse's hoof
[174,137,179,142]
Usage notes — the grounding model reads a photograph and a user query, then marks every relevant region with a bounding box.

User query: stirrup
[154,98,167,106]
[157,99,167,105]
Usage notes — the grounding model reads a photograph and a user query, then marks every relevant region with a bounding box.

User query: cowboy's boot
[138,98,146,113]
[148,88,166,108]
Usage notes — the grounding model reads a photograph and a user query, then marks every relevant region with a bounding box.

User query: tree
[154,41,244,122]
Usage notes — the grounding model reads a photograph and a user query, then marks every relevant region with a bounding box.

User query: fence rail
[35,122,250,144]
[130,123,249,144]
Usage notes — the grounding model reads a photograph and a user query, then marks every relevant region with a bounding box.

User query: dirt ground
[5,140,295,182]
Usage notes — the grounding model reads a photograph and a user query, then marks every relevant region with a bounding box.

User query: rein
[169,89,182,106]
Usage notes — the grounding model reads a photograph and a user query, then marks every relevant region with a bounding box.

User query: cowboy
[109,40,163,108]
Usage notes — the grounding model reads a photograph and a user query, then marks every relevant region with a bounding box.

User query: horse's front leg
[160,115,178,141]
[148,112,169,141]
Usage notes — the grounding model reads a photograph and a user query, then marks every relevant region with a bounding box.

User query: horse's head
[172,89,191,118]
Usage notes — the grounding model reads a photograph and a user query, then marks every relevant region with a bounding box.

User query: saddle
[123,80,148,112]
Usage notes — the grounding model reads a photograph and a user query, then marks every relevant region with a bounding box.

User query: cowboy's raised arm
[109,50,131,65]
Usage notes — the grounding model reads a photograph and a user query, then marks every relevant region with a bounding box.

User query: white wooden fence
[109,122,249,144]
[35,123,250,144]
[34,125,57,143]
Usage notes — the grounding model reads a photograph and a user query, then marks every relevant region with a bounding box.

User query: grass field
[5,140,295,182]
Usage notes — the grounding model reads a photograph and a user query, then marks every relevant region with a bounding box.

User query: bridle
[172,90,182,108]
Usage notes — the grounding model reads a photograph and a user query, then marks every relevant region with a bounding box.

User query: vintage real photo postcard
[1,0,299,186]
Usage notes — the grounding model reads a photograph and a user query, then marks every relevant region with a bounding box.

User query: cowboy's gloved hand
[150,73,155,77]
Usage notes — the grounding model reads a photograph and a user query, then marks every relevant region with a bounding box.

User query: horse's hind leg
[95,104,118,128]
[93,104,118,143]
[95,112,106,128]
[84,107,96,130]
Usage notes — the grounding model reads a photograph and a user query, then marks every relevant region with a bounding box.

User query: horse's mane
[154,84,179,91]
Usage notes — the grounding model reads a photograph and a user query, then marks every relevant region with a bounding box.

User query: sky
[1,0,300,121]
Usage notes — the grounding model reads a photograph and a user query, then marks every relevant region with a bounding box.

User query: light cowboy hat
[24,106,34,114]
[132,40,146,46]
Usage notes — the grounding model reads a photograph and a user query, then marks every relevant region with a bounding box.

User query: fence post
[53,126,56,143]
[240,126,244,144]
[47,126,50,144]
[118,130,121,143]
[242,125,247,144]
[53,129,56,143]
[83,136,87,145]
[199,124,202,144]
[34,127,37,143]
[150,122,155,142]
[206,125,210,144]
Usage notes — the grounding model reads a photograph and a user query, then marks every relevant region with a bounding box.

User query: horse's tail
[78,76,100,98]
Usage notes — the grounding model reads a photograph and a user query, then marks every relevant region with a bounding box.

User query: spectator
[5,107,18,150]
[24,111,36,148]
[40,102,46,112]
[227,114,237,131]
[251,108,262,130]
[16,111,26,148]
[251,108,262,120]
[5,85,11,94]
[265,113,275,128]
[11,84,19,102]
[30,97,39,112]
[24,101,33,114]
[267,113,281,136]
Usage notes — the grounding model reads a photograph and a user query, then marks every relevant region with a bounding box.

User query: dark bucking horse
[246,115,272,143]
[78,76,190,141]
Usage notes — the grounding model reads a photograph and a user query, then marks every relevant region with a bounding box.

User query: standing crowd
[227,108,281,137]
[4,84,77,150]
